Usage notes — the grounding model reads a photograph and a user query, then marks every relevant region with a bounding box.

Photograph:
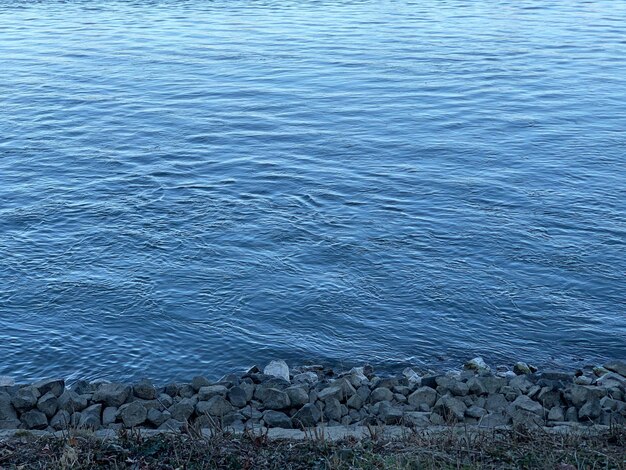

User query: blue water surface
[1,0,625,382]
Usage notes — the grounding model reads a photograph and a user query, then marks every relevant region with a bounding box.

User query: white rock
[264,360,290,382]
[0,376,15,387]
[402,367,422,386]
[465,357,491,374]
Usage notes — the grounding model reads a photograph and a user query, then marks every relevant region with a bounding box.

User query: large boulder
[198,385,228,401]
[464,357,491,374]
[32,379,65,398]
[79,404,102,429]
[434,395,467,422]
[118,402,147,427]
[133,379,157,400]
[196,396,233,417]
[227,386,248,408]
[11,387,39,412]
[370,387,393,403]
[285,386,308,407]
[168,398,196,421]
[50,410,71,430]
[264,360,290,382]
[93,383,131,407]
[604,361,626,378]
[292,404,321,427]
[0,392,18,421]
[21,410,48,430]
[408,386,438,409]
[58,390,89,412]
[262,410,292,428]
[37,392,58,418]
[260,388,290,410]
[509,395,544,415]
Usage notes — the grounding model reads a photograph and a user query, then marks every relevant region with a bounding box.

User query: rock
[196,396,233,416]
[509,395,544,415]
[478,376,507,394]
[479,413,510,427]
[317,384,343,402]
[370,387,393,403]
[264,360,290,382]
[465,357,491,374]
[12,387,39,412]
[178,384,195,398]
[377,401,403,425]
[191,376,211,392]
[32,379,65,398]
[511,409,543,427]
[324,398,342,421]
[335,378,357,399]
[407,386,438,409]
[578,399,601,421]
[262,410,292,428]
[513,362,532,375]
[0,376,15,387]
[295,403,323,428]
[536,387,562,409]
[466,406,487,418]
[346,394,364,410]
[103,407,118,425]
[436,377,469,396]
[58,390,89,412]
[402,368,421,386]
[467,377,487,396]
[133,379,157,400]
[604,361,626,378]
[198,385,228,401]
[118,402,147,427]
[158,419,185,432]
[36,392,58,418]
[596,372,626,388]
[404,412,431,427]
[285,386,308,408]
[509,376,533,395]
[484,394,508,413]
[227,386,248,408]
[565,406,578,422]
[260,388,290,410]
[50,410,71,430]
[168,398,196,421]
[79,404,102,429]
[147,408,170,427]
[93,383,131,407]
[434,395,467,422]
[293,372,318,385]
[539,371,572,383]
[548,406,565,421]
[21,410,48,430]
[574,376,593,385]
[240,381,255,402]
[0,392,18,421]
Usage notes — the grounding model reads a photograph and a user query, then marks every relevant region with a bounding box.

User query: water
[1,0,625,383]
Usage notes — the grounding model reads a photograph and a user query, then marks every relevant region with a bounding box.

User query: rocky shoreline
[1,358,625,434]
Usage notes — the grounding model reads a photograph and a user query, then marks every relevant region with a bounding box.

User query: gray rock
[168,398,196,421]
[264,360,290,382]
[539,371,572,383]
[178,384,196,398]
[509,376,533,395]
[408,386,438,408]
[32,379,65,398]
[93,383,131,407]
[434,395,467,422]
[118,402,147,427]
[293,372,318,385]
[404,412,431,427]
[466,406,487,418]
[263,410,292,428]
[21,410,48,430]
[370,387,393,403]
[377,401,403,425]
[536,387,561,409]
[0,419,19,429]
[478,376,507,394]
[191,376,211,392]
[485,393,508,412]
[465,357,491,374]
[240,381,255,402]
[293,403,322,428]
[435,377,469,396]
[548,406,565,421]
[12,387,39,412]
[198,385,228,401]
[79,404,102,429]
[58,390,89,412]
[0,392,18,421]
[196,396,233,416]
[0,376,15,387]
[578,399,601,421]
[509,395,544,416]
[158,419,185,432]
[513,362,532,375]
[596,372,626,388]
[36,392,58,418]
[356,385,370,401]
[479,412,510,427]
[147,408,170,427]
[103,406,118,425]
[50,410,71,430]
[260,388,290,410]
[402,368,422,387]
[157,393,174,409]
[133,379,157,400]
[227,386,248,408]
[285,386,308,408]
[347,394,364,410]
[511,409,543,427]
[604,361,626,378]
[565,406,578,422]
[467,377,487,396]
[317,384,343,402]
[324,398,342,421]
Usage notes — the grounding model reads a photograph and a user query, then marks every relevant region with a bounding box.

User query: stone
[548,406,565,421]
[50,410,71,430]
[58,390,89,412]
[103,407,118,425]
[240,381,255,402]
[168,398,196,421]
[317,384,343,402]
[539,371,571,383]
[513,362,532,375]
[158,419,185,432]
[198,385,228,401]
[178,384,196,398]
[436,377,469,396]
[293,372,318,385]
[484,394,508,413]
[578,399,601,421]
[263,410,292,428]
[536,387,562,409]
[509,395,544,415]
[596,372,626,388]
[118,402,147,427]
[324,398,342,421]
[227,386,248,408]
[264,360,290,382]
[604,361,626,378]
[466,406,487,418]
[0,392,18,421]
[404,412,431,427]
[133,379,157,400]
[511,409,543,427]
[467,377,487,395]
[0,377,15,387]
[565,406,578,422]
[407,386,438,408]
[93,383,131,407]
[335,378,357,399]
[434,395,467,422]
[78,404,102,429]
[465,357,491,374]
[509,376,533,395]
[347,394,364,410]
[377,401,403,425]
[285,386,308,407]
[292,404,321,427]
[36,392,58,418]
[478,376,507,394]
[370,387,393,403]
[191,376,211,392]
[32,379,65,398]
[12,387,39,412]
[147,408,170,427]
[21,410,48,430]
[196,396,233,416]
[260,388,290,410]
[479,413,510,427]
[402,368,421,386]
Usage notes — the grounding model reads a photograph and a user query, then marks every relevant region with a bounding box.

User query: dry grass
[0,424,624,469]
